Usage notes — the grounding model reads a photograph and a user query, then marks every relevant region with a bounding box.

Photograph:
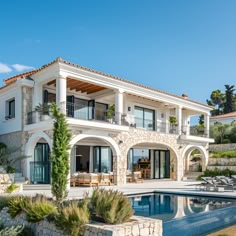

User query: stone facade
[0,131,24,172]
[0,207,162,236]
[110,128,185,183]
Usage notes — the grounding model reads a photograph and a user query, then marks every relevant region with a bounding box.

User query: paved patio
[19,179,236,199]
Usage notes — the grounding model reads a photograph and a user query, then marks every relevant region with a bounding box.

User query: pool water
[129,193,236,236]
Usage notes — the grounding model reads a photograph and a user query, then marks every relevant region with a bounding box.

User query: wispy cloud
[12,64,34,72]
[0,63,12,73]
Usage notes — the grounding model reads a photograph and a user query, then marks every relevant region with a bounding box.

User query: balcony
[26,103,209,140]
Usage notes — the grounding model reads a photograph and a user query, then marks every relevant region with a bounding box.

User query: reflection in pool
[129,193,236,222]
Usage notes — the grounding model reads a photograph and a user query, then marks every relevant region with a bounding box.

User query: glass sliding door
[93,147,113,173]
[134,106,155,130]
[154,150,170,179]
[154,151,160,179]
[95,102,108,121]
[31,143,50,184]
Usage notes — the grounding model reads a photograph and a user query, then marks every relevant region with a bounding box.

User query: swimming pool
[129,193,236,236]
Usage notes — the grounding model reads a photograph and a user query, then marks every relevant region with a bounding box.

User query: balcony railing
[26,104,208,138]
[66,102,115,122]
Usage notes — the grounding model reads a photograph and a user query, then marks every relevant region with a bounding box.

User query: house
[0,57,214,186]
[210,112,236,125]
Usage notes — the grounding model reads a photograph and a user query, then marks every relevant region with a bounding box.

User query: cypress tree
[50,103,72,203]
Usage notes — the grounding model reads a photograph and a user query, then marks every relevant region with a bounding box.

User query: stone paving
[5,179,235,199]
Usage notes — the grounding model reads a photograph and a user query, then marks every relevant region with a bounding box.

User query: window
[134,106,155,130]
[6,98,15,120]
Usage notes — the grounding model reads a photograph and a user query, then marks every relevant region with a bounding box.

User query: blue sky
[1,0,236,104]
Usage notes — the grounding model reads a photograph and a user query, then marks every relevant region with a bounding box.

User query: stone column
[56,76,67,114]
[115,90,124,125]
[176,155,184,181]
[113,155,126,185]
[204,113,210,137]
[176,106,182,135]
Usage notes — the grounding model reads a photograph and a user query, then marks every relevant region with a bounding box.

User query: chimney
[182,94,188,99]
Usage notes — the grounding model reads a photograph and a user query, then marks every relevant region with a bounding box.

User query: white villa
[0,57,214,186]
[210,111,236,125]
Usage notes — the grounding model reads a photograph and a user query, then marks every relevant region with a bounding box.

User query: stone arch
[24,131,52,180]
[182,145,208,176]
[70,134,120,157]
[121,135,181,180]
[70,134,121,184]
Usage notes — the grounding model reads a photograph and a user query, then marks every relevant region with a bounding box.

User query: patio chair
[132,171,144,183]
[99,173,111,186]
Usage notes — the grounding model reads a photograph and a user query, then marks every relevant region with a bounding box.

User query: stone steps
[23,184,51,191]
[14,173,27,184]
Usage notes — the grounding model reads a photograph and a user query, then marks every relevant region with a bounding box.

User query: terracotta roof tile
[210,111,236,119]
[2,57,212,109]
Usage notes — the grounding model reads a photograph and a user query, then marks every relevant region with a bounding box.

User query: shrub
[5,184,19,194]
[0,197,12,211]
[210,151,236,158]
[55,200,90,236]
[197,168,236,180]
[90,188,133,224]
[0,224,24,236]
[7,196,30,218]
[25,198,57,223]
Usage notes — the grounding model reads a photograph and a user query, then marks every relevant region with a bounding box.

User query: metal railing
[66,102,116,123]
[30,161,50,184]
[27,111,52,125]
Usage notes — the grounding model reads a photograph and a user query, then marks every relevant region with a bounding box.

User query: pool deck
[14,179,236,199]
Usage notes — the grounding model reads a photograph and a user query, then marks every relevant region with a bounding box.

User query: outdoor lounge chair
[201,177,219,191]
[215,176,234,192]
[230,175,236,183]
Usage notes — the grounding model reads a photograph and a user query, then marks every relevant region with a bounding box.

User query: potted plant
[170,165,175,180]
[34,103,51,121]
[197,124,205,135]
[169,116,178,133]
[107,104,115,123]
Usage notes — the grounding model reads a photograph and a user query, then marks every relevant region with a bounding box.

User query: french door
[31,143,50,184]
[154,150,170,179]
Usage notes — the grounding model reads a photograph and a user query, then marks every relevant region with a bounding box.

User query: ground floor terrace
[22,128,209,187]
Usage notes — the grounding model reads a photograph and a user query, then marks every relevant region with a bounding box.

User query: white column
[176,106,182,135]
[115,90,124,125]
[56,76,67,114]
[204,113,210,137]
[33,82,43,107]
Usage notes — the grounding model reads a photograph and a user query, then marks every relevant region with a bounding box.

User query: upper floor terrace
[0,57,213,142]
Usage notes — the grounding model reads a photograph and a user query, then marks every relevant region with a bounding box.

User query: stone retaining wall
[209,143,236,152]
[84,216,162,236]
[207,166,236,171]
[0,207,163,236]
[0,207,68,236]
[208,157,236,166]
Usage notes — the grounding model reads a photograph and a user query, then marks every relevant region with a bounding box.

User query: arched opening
[183,146,208,180]
[69,134,120,185]
[25,131,52,184]
[70,137,114,174]
[126,142,178,180]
